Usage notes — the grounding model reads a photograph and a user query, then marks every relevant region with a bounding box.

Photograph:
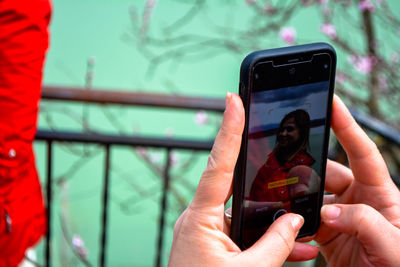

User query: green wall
[34,0,400,266]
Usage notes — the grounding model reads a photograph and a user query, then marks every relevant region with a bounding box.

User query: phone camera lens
[324,64,328,69]
[289,68,296,75]
[255,73,259,79]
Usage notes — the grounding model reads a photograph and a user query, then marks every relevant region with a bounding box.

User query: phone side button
[239,82,245,96]
[273,209,288,221]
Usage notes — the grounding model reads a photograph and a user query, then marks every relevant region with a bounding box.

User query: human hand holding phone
[168,92,318,267]
[315,95,400,266]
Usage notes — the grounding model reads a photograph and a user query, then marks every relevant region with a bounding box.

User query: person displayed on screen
[249,109,319,203]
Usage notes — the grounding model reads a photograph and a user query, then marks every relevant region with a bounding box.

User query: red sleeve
[0,0,51,266]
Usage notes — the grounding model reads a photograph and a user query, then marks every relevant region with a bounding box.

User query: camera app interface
[242,57,331,247]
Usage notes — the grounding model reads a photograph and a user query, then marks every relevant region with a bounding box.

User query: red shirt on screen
[249,148,315,204]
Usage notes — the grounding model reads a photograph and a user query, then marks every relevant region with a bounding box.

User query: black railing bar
[155,149,171,267]
[42,86,225,112]
[35,130,214,151]
[100,145,111,267]
[45,141,53,267]
[351,109,400,147]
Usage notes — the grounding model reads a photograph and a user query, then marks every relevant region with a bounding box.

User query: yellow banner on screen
[268,176,299,189]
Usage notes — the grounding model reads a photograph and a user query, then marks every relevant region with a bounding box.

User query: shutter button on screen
[273,209,288,221]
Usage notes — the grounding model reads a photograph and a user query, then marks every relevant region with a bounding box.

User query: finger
[286,242,319,261]
[320,204,400,260]
[173,208,188,238]
[191,92,245,210]
[171,208,189,251]
[244,214,313,266]
[296,234,315,243]
[323,194,336,205]
[313,220,340,247]
[325,160,353,195]
[331,95,391,186]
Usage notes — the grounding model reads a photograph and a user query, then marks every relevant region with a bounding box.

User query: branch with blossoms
[317,0,400,173]
[59,211,93,267]
[128,0,400,176]
[124,0,302,76]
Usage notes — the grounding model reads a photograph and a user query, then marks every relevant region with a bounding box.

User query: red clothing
[250,148,315,203]
[0,0,51,266]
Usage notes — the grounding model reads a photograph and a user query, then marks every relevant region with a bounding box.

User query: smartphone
[231,43,336,249]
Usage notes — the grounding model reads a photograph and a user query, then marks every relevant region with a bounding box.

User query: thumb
[245,213,303,266]
[191,92,244,210]
[321,204,400,260]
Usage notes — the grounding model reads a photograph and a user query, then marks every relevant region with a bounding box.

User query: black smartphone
[231,43,336,249]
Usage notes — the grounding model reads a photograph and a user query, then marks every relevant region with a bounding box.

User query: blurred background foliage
[32,0,400,266]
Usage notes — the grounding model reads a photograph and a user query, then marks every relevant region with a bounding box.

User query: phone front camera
[324,64,328,69]
[255,73,259,79]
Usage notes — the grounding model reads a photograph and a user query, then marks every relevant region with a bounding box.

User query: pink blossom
[279,27,296,45]
[246,0,255,5]
[165,127,174,138]
[349,55,377,74]
[319,0,329,4]
[300,0,313,6]
[77,247,88,260]
[141,0,157,34]
[378,75,388,90]
[194,110,209,125]
[150,151,162,164]
[170,151,179,167]
[264,3,276,14]
[132,125,140,135]
[146,0,157,8]
[336,73,347,84]
[322,6,332,16]
[320,23,337,39]
[72,235,84,248]
[359,0,375,12]
[136,147,148,157]
[72,235,88,260]
[88,56,96,66]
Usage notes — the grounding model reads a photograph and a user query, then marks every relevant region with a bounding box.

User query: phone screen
[242,53,332,247]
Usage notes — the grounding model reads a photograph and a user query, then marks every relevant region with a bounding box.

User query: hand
[169,92,318,266]
[315,95,400,267]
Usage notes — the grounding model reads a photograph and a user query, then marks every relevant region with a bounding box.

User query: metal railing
[37,86,224,267]
[36,86,400,267]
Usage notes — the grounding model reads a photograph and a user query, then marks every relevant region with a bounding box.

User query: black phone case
[231,42,336,249]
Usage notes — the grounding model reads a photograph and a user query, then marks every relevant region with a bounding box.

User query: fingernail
[291,214,304,231]
[321,205,341,220]
[225,91,232,108]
